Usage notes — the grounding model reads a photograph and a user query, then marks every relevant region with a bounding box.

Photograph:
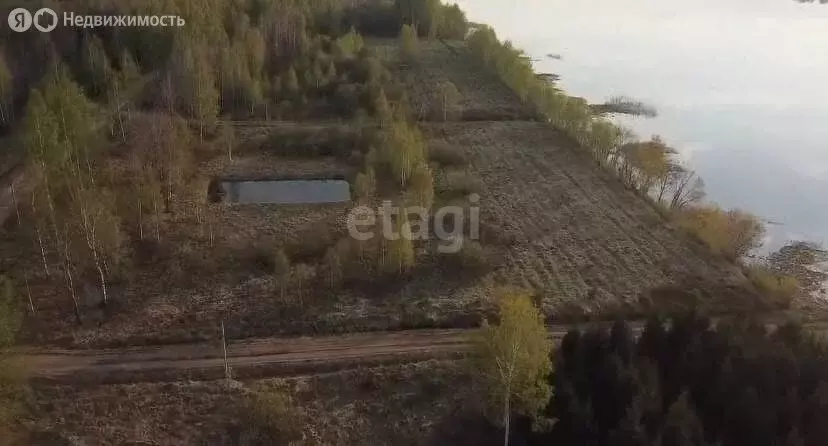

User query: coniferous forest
[512,316,828,446]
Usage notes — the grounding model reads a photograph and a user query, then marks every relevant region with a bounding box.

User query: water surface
[221,179,351,204]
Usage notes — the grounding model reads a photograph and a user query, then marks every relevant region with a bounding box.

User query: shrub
[334,27,364,58]
[378,212,415,276]
[676,206,765,260]
[399,24,420,63]
[354,167,377,201]
[439,239,495,277]
[239,389,305,446]
[438,170,482,199]
[406,163,434,209]
[429,141,467,167]
[747,265,799,308]
[273,249,290,279]
[375,120,427,187]
[433,81,462,121]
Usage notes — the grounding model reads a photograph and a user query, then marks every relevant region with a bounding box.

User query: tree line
[472,293,828,446]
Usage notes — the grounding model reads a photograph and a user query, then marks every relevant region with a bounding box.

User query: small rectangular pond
[218,179,351,204]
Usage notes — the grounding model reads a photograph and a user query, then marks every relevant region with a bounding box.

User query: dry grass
[429,140,468,167]
[366,39,531,122]
[28,360,474,446]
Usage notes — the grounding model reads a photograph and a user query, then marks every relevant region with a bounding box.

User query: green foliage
[472,292,553,438]
[395,0,442,37]
[437,4,469,39]
[334,27,365,58]
[170,35,219,137]
[376,120,428,188]
[468,26,535,101]
[406,162,434,209]
[374,88,393,127]
[399,24,421,63]
[81,36,114,98]
[379,211,416,275]
[538,316,828,446]
[23,65,100,171]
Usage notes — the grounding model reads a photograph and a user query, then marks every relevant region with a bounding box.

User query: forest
[533,316,828,446]
[469,295,828,446]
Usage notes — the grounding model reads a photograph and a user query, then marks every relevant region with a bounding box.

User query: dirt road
[19,320,827,386]
[18,326,594,385]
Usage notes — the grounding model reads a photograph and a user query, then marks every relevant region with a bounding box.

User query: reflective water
[220,179,351,204]
[455,0,828,252]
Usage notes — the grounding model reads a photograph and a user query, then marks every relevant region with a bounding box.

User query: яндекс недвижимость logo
[8,7,58,32]
[7,8,185,31]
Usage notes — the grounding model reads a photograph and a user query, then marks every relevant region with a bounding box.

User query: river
[454,0,828,253]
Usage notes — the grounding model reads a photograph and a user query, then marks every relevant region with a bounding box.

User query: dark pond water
[219,179,351,204]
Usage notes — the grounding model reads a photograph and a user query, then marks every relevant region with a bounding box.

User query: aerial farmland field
[423,120,749,315]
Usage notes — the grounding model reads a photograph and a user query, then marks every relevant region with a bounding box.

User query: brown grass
[28,360,473,446]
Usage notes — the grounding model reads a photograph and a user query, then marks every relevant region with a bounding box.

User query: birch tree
[22,65,122,319]
[472,292,553,446]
